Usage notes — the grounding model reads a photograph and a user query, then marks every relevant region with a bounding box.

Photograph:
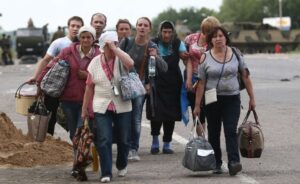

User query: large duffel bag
[182,117,216,171]
[238,109,264,158]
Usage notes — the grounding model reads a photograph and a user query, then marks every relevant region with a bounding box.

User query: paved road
[0,54,300,184]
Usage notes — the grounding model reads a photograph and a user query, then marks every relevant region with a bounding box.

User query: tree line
[152,0,300,33]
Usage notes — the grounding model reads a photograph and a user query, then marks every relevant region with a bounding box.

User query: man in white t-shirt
[28,16,84,135]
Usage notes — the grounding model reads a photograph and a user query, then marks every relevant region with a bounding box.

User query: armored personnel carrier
[223,22,300,53]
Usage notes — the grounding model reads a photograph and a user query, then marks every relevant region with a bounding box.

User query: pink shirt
[184,33,207,74]
[86,56,116,112]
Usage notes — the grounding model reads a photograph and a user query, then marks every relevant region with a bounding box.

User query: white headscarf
[78,26,96,40]
[98,31,118,51]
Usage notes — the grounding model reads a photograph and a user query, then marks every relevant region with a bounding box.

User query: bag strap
[139,42,149,80]
[119,37,137,76]
[15,82,29,98]
[15,82,38,98]
[189,117,206,140]
[83,118,90,130]
[232,46,242,73]
[213,46,227,90]
[242,109,260,125]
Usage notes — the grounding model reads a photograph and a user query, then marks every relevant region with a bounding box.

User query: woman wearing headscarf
[81,31,134,183]
[54,26,100,178]
[194,26,256,175]
[147,20,189,154]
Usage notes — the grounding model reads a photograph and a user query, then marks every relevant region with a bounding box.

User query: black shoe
[150,147,160,155]
[228,162,242,176]
[76,169,88,181]
[70,169,79,178]
[162,148,174,154]
[213,165,223,174]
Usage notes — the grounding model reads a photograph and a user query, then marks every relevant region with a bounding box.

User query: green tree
[218,0,265,22]
[152,7,217,35]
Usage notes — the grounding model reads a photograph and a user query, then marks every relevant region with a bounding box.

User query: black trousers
[205,95,241,167]
[150,121,175,142]
[44,94,59,135]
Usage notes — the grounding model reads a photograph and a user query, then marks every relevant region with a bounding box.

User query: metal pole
[279,0,282,29]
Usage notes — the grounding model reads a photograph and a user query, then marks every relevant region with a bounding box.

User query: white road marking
[142,121,259,184]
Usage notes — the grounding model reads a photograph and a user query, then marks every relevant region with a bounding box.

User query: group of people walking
[27,13,256,183]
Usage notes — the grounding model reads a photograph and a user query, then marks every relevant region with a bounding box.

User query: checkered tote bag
[40,59,70,97]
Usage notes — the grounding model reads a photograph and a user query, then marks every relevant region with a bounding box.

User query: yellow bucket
[15,82,37,116]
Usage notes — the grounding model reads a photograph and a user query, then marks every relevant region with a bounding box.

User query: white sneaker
[128,150,133,160]
[118,167,127,177]
[100,176,111,183]
[130,150,140,161]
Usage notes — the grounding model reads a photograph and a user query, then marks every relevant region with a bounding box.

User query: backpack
[238,110,264,158]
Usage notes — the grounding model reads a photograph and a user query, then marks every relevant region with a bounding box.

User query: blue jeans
[60,101,83,140]
[130,95,146,151]
[93,111,131,178]
[205,95,241,167]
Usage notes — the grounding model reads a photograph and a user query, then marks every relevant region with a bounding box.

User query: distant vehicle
[223,22,300,53]
[15,27,46,58]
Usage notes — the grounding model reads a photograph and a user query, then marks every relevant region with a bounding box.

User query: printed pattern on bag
[119,72,146,101]
[40,60,70,97]
[72,126,94,168]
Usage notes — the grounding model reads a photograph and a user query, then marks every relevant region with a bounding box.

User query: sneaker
[213,165,223,174]
[76,169,87,181]
[130,150,140,161]
[118,167,127,177]
[228,162,242,176]
[162,148,174,154]
[128,150,133,160]
[150,147,160,155]
[100,176,111,183]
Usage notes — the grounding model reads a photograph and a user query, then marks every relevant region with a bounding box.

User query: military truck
[223,22,300,53]
[15,27,46,58]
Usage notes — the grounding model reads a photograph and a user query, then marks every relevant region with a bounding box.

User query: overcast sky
[1,0,222,32]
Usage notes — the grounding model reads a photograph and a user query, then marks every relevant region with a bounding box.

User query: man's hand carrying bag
[238,109,264,158]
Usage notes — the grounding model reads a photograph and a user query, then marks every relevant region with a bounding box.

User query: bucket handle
[15,82,37,98]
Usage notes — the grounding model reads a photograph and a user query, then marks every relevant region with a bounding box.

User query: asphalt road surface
[0,54,300,184]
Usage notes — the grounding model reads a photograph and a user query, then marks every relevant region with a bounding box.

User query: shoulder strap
[231,46,241,62]
[232,46,244,73]
[121,37,134,53]
[118,59,127,77]
[122,37,129,52]
[139,42,149,80]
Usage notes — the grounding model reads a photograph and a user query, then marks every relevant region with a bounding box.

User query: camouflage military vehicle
[223,22,300,53]
[15,27,46,58]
